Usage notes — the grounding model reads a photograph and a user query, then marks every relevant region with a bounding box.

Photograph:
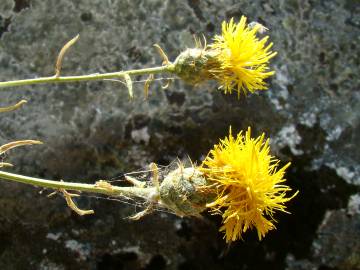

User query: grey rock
[312,208,360,269]
[0,0,359,269]
[347,193,360,216]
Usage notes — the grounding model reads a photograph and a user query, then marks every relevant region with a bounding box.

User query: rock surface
[0,0,359,269]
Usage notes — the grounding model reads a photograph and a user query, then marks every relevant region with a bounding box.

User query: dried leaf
[0,140,42,155]
[0,100,27,113]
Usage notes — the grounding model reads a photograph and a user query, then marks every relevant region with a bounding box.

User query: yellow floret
[200,127,297,242]
[210,17,277,96]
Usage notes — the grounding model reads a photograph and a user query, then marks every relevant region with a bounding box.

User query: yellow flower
[200,127,297,242]
[210,17,277,96]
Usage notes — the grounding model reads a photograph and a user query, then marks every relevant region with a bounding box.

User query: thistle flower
[142,127,296,243]
[0,127,296,243]
[173,16,277,96]
[199,127,297,242]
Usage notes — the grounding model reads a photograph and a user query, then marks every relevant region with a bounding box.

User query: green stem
[0,170,154,199]
[0,64,175,89]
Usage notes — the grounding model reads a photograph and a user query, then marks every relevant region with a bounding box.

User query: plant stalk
[0,64,175,89]
[0,170,154,199]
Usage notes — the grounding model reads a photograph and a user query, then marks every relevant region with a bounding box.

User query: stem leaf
[124,74,133,99]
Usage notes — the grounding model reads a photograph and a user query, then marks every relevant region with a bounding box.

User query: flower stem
[0,170,154,199]
[0,64,175,89]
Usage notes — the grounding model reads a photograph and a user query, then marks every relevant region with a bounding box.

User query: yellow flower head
[200,127,297,242]
[210,16,277,96]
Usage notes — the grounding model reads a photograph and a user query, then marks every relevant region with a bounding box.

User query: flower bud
[159,166,215,217]
[173,48,218,85]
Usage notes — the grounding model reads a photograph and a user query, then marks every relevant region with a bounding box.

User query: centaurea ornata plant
[0,17,296,243]
[0,16,276,98]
